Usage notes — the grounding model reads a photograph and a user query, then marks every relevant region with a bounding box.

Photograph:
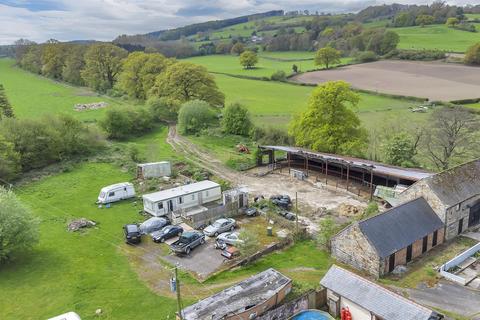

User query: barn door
[388,254,395,272]
[469,202,480,228]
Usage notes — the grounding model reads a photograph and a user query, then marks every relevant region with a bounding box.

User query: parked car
[279,210,296,221]
[270,195,292,209]
[124,224,141,244]
[139,217,169,235]
[97,182,135,204]
[203,218,236,237]
[215,231,244,249]
[151,225,183,243]
[245,207,258,217]
[221,246,240,259]
[170,231,205,255]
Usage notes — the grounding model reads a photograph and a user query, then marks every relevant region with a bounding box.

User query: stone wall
[331,223,381,277]
[257,290,317,320]
[445,194,480,239]
[399,181,448,222]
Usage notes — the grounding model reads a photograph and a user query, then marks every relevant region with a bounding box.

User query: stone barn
[331,197,444,277]
[399,159,480,240]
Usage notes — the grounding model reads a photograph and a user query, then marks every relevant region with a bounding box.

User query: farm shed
[399,159,480,240]
[331,197,444,277]
[142,180,221,217]
[320,265,442,320]
[136,161,171,179]
[257,146,432,198]
[178,268,292,320]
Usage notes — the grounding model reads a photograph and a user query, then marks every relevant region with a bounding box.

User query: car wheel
[230,225,235,231]
[214,232,219,237]
[185,246,191,255]
[159,238,164,243]
[200,238,205,245]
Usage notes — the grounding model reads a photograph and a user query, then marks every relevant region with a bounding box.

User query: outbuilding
[142,180,221,217]
[321,265,442,320]
[331,197,444,277]
[136,161,171,179]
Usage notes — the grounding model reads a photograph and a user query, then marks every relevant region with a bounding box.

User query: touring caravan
[48,312,82,320]
[97,182,136,204]
[142,180,221,217]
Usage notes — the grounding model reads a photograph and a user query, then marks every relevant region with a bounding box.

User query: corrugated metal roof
[422,159,480,207]
[320,265,436,320]
[359,197,444,258]
[142,180,220,202]
[260,146,432,181]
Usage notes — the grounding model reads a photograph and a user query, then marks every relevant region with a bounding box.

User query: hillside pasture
[394,24,480,52]
[292,60,480,102]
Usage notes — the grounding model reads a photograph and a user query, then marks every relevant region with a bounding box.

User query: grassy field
[394,24,480,52]
[0,59,135,121]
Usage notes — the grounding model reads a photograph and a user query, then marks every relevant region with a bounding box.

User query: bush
[221,103,252,136]
[454,23,477,33]
[387,49,446,61]
[100,106,154,140]
[147,97,180,122]
[250,126,292,145]
[177,100,217,135]
[464,43,480,65]
[270,70,287,81]
[237,229,260,256]
[0,187,39,263]
[353,51,378,63]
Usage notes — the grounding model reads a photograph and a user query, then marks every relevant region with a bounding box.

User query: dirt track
[292,60,480,102]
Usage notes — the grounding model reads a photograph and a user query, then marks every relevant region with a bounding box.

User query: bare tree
[425,106,479,171]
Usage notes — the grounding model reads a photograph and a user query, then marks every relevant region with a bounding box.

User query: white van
[97,182,136,204]
[48,311,82,320]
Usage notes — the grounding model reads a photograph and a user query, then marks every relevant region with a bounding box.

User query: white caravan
[142,180,221,217]
[97,182,136,204]
[48,312,82,320]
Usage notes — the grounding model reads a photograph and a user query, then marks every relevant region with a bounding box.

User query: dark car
[245,207,258,217]
[151,225,184,243]
[170,231,205,255]
[124,224,141,244]
[279,210,296,221]
[270,195,292,209]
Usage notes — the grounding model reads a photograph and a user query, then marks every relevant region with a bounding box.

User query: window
[205,190,209,197]
[191,194,195,200]
[178,197,183,204]
[422,236,428,253]
[456,204,461,211]
[109,192,115,197]
[432,230,438,247]
[158,202,163,209]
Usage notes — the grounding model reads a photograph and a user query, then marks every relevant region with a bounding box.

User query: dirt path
[167,125,367,231]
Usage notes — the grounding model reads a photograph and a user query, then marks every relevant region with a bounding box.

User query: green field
[466,13,480,21]
[394,24,480,52]
[0,59,135,121]
[185,53,351,78]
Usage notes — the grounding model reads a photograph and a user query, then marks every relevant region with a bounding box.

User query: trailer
[97,182,136,204]
[142,180,221,217]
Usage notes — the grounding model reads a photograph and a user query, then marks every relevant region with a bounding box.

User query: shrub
[221,103,252,136]
[147,97,180,122]
[250,126,292,145]
[100,106,154,139]
[237,229,260,256]
[353,51,378,63]
[177,100,217,135]
[387,49,446,61]
[0,187,39,263]
[270,70,287,81]
[464,43,480,65]
[454,23,477,33]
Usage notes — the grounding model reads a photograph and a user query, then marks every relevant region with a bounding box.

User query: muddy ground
[292,60,480,101]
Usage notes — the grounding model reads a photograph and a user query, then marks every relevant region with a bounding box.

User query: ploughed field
[292,60,480,102]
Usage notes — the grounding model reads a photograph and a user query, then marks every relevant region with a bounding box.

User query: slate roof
[320,265,439,320]
[420,159,480,207]
[359,197,444,258]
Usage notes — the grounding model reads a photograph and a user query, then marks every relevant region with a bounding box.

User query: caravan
[97,182,136,204]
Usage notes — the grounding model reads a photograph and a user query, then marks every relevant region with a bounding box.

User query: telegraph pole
[175,266,183,320]
[295,192,299,233]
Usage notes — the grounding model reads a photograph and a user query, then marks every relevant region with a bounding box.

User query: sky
[0,0,474,45]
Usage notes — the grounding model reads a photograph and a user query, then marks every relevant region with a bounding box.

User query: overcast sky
[0,0,473,44]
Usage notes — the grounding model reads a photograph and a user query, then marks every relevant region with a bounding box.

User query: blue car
[151,225,184,243]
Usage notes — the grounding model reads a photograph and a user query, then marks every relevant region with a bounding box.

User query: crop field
[394,24,480,52]
[184,53,350,78]
[292,60,480,102]
[0,59,133,121]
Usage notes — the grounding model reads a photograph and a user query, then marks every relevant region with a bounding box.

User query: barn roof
[320,265,439,320]
[359,197,444,258]
[420,159,480,207]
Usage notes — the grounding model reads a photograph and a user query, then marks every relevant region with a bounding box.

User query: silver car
[203,218,236,237]
[215,231,244,249]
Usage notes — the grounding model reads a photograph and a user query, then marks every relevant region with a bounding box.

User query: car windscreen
[213,221,223,228]
[126,225,139,233]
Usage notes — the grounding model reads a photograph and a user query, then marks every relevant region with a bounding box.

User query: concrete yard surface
[292,60,480,102]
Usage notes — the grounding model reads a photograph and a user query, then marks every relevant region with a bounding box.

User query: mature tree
[239,50,258,69]
[62,45,86,85]
[0,84,14,119]
[20,46,42,74]
[222,103,252,136]
[317,217,337,250]
[150,62,225,106]
[230,42,245,55]
[446,17,459,27]
[0,187,39,263]
[81,43,128,92]
[13,39,36,64]
[416,14,435,27]
[177,100,217,135]
[365,29,399,55]
[314,47,341,69]
[464,43,480,65]
[425,106,479,170]
[147,97,180,122]
[382,132,420,167]
[0,135,21,180]
[289,81,368,156]
[41,42,65,79]
[117,52,171,99]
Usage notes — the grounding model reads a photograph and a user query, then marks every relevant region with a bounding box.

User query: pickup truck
[170,231,205,255]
